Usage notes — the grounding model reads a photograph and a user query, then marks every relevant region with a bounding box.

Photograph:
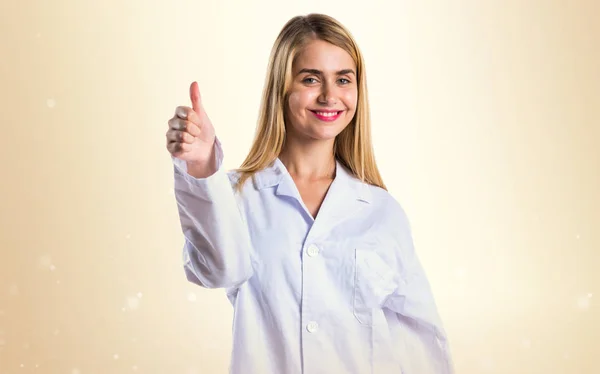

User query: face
[285,39,358,143]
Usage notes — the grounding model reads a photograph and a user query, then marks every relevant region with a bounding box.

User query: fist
[166,82,216,163]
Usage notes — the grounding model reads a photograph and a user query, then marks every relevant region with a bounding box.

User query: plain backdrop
[0,0,598,373]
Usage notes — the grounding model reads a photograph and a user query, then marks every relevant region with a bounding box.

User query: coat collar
[252,157,372,204]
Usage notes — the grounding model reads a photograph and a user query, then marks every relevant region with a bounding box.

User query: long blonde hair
[234,13,386,192]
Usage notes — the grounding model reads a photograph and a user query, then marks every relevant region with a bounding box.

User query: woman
[166,13,454,374]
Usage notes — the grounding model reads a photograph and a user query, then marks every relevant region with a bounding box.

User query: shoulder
[225,169,242,184]
[354,183,418,269]
[224,169,263,199]
[364,183,413,231]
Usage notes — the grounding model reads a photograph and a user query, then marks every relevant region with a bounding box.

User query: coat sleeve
[171,137,254,289]
[383,202,455,374]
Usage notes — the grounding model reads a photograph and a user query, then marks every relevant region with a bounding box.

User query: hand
[166,82,216,164]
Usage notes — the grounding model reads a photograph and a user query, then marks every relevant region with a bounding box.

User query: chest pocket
[353,247,399,325]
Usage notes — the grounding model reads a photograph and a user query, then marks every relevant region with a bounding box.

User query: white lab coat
[172,138,454,373]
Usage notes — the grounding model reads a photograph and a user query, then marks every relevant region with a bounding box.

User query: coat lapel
[307,159,372,241]
[252,157,372,241]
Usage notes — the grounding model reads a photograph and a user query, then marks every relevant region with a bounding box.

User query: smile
[310,110,343,122]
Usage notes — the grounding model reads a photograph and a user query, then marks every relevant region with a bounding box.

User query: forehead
[293,39,355,72]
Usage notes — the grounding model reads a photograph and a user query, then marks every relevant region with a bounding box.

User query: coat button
[306,321,319,333]
[307,244,320,257]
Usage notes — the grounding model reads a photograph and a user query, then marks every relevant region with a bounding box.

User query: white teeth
[316,111,339,117]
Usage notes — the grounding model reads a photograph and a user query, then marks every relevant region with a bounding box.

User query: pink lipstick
[310,110,343,122]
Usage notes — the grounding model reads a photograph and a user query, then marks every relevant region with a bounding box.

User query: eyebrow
[297,68,356,76]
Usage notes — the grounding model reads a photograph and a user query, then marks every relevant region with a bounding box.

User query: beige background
[1,0,598,373]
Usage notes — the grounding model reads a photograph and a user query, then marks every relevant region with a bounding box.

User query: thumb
[189,81,202,114]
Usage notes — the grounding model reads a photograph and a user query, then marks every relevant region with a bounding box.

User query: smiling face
[284,39,358,143]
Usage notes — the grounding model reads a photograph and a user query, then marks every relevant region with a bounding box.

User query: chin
[306,125,347,141]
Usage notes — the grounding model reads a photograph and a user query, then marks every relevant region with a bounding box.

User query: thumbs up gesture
[166,82,216,166]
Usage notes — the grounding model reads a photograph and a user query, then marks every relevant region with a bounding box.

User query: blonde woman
[166,13,454,374]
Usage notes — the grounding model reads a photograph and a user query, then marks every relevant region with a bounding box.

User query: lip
[310,110,344,122]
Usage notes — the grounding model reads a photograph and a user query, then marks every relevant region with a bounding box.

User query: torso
[227,164,407,374]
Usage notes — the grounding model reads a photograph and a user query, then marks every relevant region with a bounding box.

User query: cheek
[287,92,304,117]
[288,89,321,112]
[343,90,358,112]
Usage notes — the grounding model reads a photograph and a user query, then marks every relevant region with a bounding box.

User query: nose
[317,82,338,106]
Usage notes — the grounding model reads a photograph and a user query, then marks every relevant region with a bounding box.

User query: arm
[383,204,455,374]
[172,138,254,289]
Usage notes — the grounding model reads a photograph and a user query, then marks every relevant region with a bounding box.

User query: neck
[278,138,336,181]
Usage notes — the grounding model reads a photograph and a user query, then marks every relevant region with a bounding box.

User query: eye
[338,78,351,84]
[302,77,318,84]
